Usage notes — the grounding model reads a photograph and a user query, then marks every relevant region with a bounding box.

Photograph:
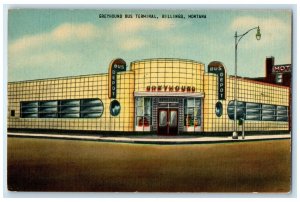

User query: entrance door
[157,108,178,135]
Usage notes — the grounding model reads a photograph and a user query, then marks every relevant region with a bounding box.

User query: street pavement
[7,132,291,144]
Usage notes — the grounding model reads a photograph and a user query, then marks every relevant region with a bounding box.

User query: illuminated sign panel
[272,64,291,73]
[108,58,127,98]
[208,61,226,100]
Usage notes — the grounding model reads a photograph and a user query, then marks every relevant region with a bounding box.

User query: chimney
[265,56,274,78]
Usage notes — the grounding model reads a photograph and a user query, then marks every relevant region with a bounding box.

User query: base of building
[7,130,291,145]
[7,128,291,137]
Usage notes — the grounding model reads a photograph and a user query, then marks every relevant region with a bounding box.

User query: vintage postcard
[6,7,292,193]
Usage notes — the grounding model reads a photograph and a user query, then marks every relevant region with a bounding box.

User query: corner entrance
[157,108,178,135]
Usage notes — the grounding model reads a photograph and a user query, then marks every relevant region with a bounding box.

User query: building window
[60,100,80,118]
[184,98,201,127]
[110,100,121,116]
[10,110,15,117]
[227,100,288,122]
[261,104,276,121]
[20,98,103,118]
[227,100,245,120]
[21,101,38,118]
[135,97,152,127]
[80,99,104,118]
[39,101,58,118]
[245,102,261,121]
[215,101,223,117]
[276,106,288,121]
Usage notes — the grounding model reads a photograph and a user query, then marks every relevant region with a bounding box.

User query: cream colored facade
[7,58,289,134]
[8,73,135,132]
[203,74,289,132]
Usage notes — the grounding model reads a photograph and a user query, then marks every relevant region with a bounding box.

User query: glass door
[168,109,178,135]
[158,109,168,135]
[157,108,178,135]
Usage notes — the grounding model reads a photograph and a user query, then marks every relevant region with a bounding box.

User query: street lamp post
[232,26,261,139]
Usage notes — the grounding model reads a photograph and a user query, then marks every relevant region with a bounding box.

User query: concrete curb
[7,132,291,145]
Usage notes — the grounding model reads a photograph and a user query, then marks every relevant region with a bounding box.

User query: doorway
[157,108,178,135]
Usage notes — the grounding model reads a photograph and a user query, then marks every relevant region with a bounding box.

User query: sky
[7,9,292,81]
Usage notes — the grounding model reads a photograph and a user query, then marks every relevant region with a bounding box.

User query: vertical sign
[108,58,127,98]
[208,61,226,100]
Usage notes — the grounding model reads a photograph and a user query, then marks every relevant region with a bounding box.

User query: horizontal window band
[20,98,104,119]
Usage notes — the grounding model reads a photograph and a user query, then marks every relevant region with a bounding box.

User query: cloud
[113,18,175,33]
[9,18,175,59]
[12,50,79,68]
[9,19,167,80]
[108,18,176,50]
[9,33,49,54]
[9,23,102,54]
[231,16,260,30]
[156,19,176,30]
[120,38,147,50]
[230,16,291,46]
[52,23,101,40]
[166,36,186,45]
[8,22,106,81]
[113,18,144,33]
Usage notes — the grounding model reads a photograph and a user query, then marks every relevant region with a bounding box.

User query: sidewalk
[7,132,291,144]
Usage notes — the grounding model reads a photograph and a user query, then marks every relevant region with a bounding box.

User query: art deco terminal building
[7,58,290,135]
